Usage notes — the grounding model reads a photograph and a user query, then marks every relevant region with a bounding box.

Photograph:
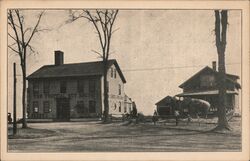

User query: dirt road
[8,117,241,152]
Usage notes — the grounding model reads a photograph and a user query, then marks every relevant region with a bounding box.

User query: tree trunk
[103,62,110,123]
[214,10,230,131]
[217,52,230,130]
[21,49,28,128]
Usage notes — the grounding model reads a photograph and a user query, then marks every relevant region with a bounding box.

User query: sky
[8,10,241,117]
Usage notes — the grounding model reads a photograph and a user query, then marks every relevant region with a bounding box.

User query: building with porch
[176,61,241,114]
[27,50,128,121]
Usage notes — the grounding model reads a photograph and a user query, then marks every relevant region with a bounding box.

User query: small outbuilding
[155,96,177,116]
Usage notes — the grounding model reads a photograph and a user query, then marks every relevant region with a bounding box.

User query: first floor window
[113,103,117,110]
[119,102,121,112]
[33,101,39,113]
[77,101,85,113]
[43,101,50,113]
[89,100,96,113]
[124,106,127,113]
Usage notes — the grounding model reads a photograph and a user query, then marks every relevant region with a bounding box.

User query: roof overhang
[176,90,238,97]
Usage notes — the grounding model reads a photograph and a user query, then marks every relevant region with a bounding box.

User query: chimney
[212,61,216,71]
[55,50,64,65]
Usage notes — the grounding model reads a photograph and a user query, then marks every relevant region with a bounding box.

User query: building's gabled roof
[155,96,174,106]
[179,66,240,88]
[27,59,126,83]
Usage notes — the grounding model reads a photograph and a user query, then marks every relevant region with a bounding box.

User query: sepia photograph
[0,0,249,161]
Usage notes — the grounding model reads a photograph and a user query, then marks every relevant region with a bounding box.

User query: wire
[8,63,241,77]
[122,63,240,72]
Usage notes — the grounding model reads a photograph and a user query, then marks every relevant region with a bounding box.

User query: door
[56,98,70,121]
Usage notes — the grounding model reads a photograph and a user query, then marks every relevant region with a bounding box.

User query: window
[124,106,127,113]
[200,75,215,87]
[113,103,117,110]
[89,80,96,97]
[118,84,121,95]
[43,101,50,113]
[33,101,39,113]
[129,106,132,113]
[111,68,113,78]
[118,102,121,112]
[77,80,84,94]
[60,81,67,93]
[89,100,96,113]
[33,82,39,97]
[43,81,50,94]
[114,69,116,78]
[76,101,85,113]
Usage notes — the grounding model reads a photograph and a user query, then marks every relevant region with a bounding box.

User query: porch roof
[176,90,238,97]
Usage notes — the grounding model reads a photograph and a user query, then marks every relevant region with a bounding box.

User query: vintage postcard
[0,0,249,161]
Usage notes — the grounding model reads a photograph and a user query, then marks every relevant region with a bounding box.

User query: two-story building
[176,61,241,114]
[27,50,127,121]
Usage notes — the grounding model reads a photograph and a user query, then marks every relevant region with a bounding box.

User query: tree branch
[91,49,103,59]
[15,10,25,47]
[84,10,105,54]
[8,10,22,56]
[106,10,118,61]
[25,11,45,46]
[112,27,120,34]
[8,45,19,54]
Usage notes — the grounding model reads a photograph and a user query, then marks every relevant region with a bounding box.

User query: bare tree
[67,9,119,122]
[8,9,45,128]
[214,10,230,130]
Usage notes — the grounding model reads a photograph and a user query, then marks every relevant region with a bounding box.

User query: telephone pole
[13,63,17,135]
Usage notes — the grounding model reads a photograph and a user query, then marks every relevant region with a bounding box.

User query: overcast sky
[8,10,241,116]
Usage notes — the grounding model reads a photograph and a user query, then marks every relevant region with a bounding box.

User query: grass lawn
[8,116,241,152]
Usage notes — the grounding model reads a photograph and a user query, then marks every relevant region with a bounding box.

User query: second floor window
[111,68,113,78]
[114,69,116,78]
[33,82,39,97]
[43,81,50,94]
[200,75,215,87]
[60,81,67,93]
[118,84,121,95]
[77,80,84,94]
[89,80,96,97]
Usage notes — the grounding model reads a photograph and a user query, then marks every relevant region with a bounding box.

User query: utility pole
[13,63,17,135]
